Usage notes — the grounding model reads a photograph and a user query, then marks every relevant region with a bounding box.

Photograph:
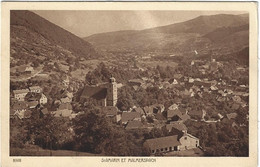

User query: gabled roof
[121,112,141,123]
[13,89,29,94]
[125,120,143,129]
[155,113,166,120]
[128,79,144,85]
[81,85,107,100]
[29,86,42,91]
[143,106,153,115]
[144,135,181,150]
[167,110,182,118]
[166,122,187,132]
[12,101,28,110]
[184,133,199,140]
[180,114,191,121]
[26,92,42,101]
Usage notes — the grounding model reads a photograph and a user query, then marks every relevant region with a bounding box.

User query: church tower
[106,77,117,106]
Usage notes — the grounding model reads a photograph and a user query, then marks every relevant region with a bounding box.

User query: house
[80,77,117,107]
[143,135,181,154]
[121,112,141,124]
[169,78,178,85]
[179,133,200,150]
[167,110,182,121]
[13,89,30,101]
[16,65,34,74]
[40,93,48,104]
[155,112,166,120]
[149,104,165,114]
[29,86,42,93]
[11,101,28,119]
[143,106,154,116]
[125,120,143,130]
[54,103,72,117]
[61,97,71,103]
[168,104,178,111]
[128,79,144,87]
[166,122,187,133]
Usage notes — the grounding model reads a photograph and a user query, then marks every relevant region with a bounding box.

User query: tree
[25,111,70,150]
[73,108,147,155]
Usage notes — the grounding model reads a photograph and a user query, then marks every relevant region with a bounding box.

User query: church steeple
[107,77,117,106]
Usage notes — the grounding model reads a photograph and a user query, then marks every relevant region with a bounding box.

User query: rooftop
[121,112,141,123]
[13,89,29,94]
[144,135,181,150]
[125,120,143,129]
[81,85,107,100]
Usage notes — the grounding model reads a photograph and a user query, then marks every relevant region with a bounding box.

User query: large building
[80,77,117,107]
[143,133,199,155]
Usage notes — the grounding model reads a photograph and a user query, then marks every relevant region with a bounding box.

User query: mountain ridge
[84,13,249,55]
[11,10,98,60]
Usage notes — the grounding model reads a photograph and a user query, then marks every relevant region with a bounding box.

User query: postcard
[1,1,258,167]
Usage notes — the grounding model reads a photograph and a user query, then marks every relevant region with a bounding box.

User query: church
[80,77,117,107]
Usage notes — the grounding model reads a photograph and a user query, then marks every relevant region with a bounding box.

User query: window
[165,148,168,151]
[152,150,155,153]
[161,148,164,152]
[184,137,187,140]
[169,147,172,150]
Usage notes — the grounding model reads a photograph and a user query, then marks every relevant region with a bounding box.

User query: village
[10,53,249,156]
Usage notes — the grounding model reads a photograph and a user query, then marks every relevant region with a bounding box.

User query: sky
[33,10,246,38]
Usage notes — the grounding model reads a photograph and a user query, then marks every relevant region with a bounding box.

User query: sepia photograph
[1,2,258,167]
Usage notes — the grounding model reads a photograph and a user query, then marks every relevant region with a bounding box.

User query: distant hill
[84,13,249,55]
[11,10,98,63]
